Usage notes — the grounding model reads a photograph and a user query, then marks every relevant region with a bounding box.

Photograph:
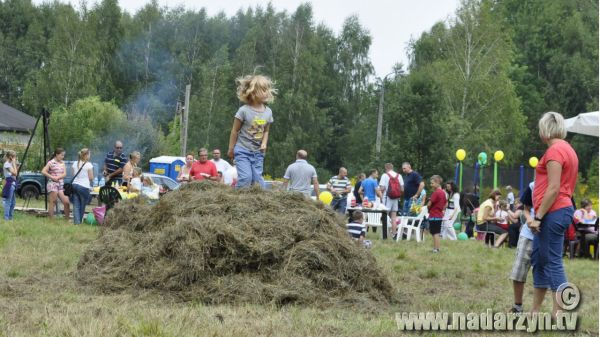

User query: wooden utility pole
[182,84,191,156]
[375,72,395,160]
[375,82,385,159]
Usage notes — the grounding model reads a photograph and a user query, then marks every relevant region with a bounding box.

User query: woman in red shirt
[427,175,447,253]
[528,112,578,318]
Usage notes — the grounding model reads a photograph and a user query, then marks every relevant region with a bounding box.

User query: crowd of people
[282,111,595,319]
[0,74,596,320]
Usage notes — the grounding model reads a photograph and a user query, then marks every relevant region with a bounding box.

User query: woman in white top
[70,148,94,224]
[441,181,460,240]
[177,154,194,183]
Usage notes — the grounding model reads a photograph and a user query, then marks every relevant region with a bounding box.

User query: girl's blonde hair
[142,175,155,186]
[236,75,277,104]
[78,148,90,161]
[133,167,142,177]
[499,200,508,210]
[4,150,16,162]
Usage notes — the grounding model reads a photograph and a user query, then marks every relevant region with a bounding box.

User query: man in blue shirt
[401,162,424,216]
[358,169,381,203]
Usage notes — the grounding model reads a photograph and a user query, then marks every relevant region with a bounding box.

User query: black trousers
[508,222,521,248]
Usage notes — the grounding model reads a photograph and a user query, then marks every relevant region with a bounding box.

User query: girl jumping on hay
[227,75,276,188]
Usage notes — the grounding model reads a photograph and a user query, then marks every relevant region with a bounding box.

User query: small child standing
[128,168,142,193]
[495,200,510,231]
[427,175,447,253]
[506,185,515,211]
[227,75,277,188]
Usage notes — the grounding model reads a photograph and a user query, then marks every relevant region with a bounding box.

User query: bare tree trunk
[64,29,81,106]
[291,23,304,91]
[205,66,219,146]
[144,23,152,90]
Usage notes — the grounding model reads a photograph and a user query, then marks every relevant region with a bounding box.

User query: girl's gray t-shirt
[234,105,273,152]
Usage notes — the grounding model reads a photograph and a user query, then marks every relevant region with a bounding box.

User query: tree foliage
[0,0,596,182]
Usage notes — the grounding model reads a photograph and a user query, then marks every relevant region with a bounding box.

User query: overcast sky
[37,0,460,77]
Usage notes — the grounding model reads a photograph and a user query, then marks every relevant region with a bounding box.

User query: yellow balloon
[456,149,466,161]
[528,156,539,168]
[494,150,504,162]
[319,191,333,205]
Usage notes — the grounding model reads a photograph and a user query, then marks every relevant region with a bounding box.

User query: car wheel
[21,184,40,199]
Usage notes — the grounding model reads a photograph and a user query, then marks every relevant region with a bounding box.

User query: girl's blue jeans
[3,182,16,220]
[70,184,90,224]
[234,145,265,188]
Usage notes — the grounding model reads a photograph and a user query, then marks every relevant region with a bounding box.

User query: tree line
[0,0,597,187]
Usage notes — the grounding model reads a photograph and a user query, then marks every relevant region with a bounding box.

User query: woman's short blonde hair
[236,75,277,104]
[538,111,567,141]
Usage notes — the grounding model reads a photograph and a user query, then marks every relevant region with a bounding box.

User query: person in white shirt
[506,185,515,211]
[141,175,160,200]
[210,148,232,182]
[222,159,238,187]
[378,163,404,240]
[129,168,142,193]
[70,148,94,224]
[441,181,460,240]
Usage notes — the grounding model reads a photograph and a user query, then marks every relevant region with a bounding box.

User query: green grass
[0,212,597,336]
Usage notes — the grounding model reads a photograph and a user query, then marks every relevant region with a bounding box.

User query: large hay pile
[76,182,395,307]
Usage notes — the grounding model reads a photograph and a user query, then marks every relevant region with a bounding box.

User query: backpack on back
[386,172,402,199]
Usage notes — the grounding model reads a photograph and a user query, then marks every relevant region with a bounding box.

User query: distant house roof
[0,101,36,133]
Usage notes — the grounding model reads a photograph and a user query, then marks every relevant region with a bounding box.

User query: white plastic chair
[397,206,428,242]
[364,211,392,238]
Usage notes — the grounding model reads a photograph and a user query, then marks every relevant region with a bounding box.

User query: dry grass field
[0,208,597,336]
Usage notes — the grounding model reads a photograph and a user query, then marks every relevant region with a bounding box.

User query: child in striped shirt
[347,210,372,248]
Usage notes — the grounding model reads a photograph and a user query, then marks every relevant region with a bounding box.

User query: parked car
[310,184,328,200]
[143,172,180,194]
[16,161,101,199]
[263,180,284,191]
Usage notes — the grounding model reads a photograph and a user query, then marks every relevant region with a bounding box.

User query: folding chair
[397,206,428,242]
[98,186,122,211]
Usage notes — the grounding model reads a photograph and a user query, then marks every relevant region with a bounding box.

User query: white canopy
[564,111,599,137]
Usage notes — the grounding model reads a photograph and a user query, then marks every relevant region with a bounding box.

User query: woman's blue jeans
[70,184,90,224]
[531,206,574,291]
[3,182,16,220]
[234,145,265,188]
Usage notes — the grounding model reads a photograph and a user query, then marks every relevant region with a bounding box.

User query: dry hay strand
[76,181,395,307]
